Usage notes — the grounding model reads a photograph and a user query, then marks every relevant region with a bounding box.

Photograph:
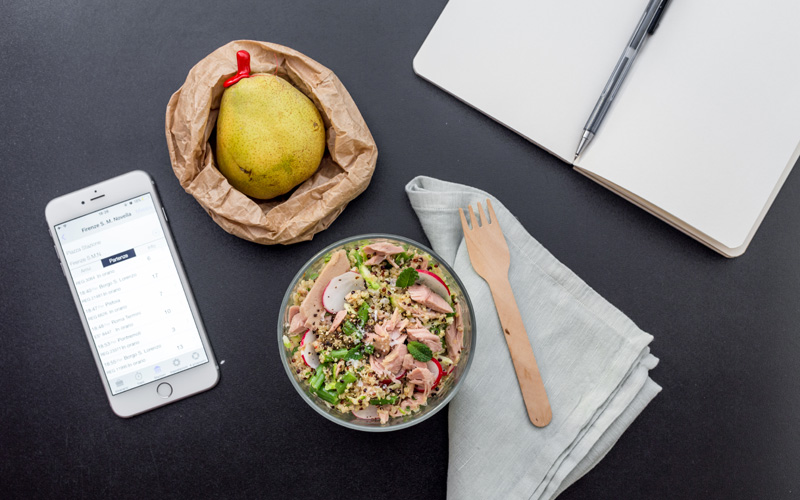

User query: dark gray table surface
[2,1,798,498]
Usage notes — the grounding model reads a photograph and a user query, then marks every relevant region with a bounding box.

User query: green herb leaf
[305,271,319,281]
[408,341,433,362]
[357,302,369,326]
[396,268,419,288]
[342,320,358,336]
[363,344,375,355]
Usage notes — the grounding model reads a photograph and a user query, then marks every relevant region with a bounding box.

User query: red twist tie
[223,50,252,88]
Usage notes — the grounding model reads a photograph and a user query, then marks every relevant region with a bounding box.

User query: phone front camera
[81,201,85,204]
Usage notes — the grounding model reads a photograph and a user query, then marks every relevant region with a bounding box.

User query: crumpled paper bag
[165,40,378,244]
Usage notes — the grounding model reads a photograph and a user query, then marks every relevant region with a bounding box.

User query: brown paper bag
[165,40,378,245]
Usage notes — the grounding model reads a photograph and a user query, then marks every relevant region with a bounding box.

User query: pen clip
[647,0,670,34]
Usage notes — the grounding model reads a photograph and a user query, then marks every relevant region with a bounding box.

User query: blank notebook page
[575,0,800,250]
[414,0,644,162]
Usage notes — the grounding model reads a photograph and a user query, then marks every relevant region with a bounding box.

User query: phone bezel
[45,170,219,418]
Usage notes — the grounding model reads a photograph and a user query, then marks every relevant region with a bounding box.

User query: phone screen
[54,193,209,395]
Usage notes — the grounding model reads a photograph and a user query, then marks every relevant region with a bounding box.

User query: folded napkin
[405,176,661,500]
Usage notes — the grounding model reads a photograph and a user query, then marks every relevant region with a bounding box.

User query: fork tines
[459,199,498,231]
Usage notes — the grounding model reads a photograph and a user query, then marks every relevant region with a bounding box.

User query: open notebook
[413,0,800,257]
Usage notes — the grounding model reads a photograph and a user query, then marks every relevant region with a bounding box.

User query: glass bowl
[277,234,476,432]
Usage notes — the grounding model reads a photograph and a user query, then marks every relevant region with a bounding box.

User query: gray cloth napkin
[405,176,661,500]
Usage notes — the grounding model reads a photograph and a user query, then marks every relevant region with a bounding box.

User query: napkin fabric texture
[405,176,661,500]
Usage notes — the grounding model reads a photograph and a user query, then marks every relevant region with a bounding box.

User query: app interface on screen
[55,194,208,395]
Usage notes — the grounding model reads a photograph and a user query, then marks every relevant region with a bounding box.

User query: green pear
[216,63,325,200]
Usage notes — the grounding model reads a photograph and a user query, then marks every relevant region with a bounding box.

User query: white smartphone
[45,170,219,417]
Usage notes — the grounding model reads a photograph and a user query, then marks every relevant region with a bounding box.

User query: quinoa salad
[282,240,465,423]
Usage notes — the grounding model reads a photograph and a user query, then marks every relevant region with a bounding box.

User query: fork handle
[488,276,553,427]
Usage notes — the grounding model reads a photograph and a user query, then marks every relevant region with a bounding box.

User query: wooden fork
[459,199,552,427]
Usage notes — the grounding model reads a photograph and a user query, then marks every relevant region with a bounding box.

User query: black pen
[575,0,670,159]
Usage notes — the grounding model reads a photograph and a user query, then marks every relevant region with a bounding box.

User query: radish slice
[352,405,379,420]
[417,270,450,300]
[300,330,320,369]
[415,358,443,392]
[428,358,443,388]
[322,272,366,313]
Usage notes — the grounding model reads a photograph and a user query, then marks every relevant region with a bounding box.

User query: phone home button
[156,383,173,398]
